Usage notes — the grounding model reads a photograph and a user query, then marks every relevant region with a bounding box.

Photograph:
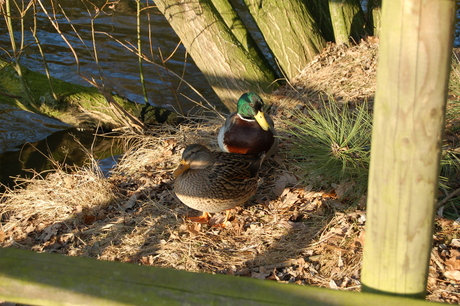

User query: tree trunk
[328,0,366,45]
[212,0,267,67]
[155,0,277,111]
[302,1,334,42]
[367,0,382,37]
[242,0,325,80]
[361,0,456,298]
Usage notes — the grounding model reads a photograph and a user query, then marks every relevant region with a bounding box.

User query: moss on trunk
[0,59,141,131]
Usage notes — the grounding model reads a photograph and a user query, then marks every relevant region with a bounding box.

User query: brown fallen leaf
[444,270,460,282]
[83,214,96,225]
[451,239,460,248]
[0,230,6,243]
[208,212,228,226]
[186,222,202,236]
[252,266,271,280]
[442,247,460,281]
[333,181,355,199]
[40,223,61,242]
[140,255,154,265]
[445,255,460,269]
[123,190,141,209]
[278,188,299,209]
[355,231,365,247]
[273,172,298,197]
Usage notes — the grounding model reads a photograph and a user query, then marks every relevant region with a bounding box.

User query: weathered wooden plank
[0,248,437,305]
[361,0,456,298]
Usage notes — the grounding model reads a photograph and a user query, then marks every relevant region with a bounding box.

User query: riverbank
[0,57,181,157]
[1,40,459,304]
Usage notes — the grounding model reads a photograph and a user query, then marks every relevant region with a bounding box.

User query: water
[0,128,123,192]
[0,0,222,189]
[0,0,221,112]
[0,104,71,153]
[0,0,257,188]
[2,0,459,113]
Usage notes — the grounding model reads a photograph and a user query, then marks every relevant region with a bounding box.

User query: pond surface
[0,0,221,113]
[0,0,222,188]
[1,0,459,114]
[0,128,123,192]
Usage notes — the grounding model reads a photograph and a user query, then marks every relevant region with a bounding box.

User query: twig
[0,91,22,99]
[259,258,305,271]
[436,186,460,209]
[135,0,149,105]
[37,0,80,72]
[430,249,445,271]
[80,75,145,132]
[31,3,57,100]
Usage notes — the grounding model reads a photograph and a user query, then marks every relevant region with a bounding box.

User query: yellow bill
[254,111,270,131]
[173,160,190,178]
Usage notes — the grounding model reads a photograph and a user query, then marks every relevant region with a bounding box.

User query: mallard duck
[218,92,278,159]
[173,144,264,225]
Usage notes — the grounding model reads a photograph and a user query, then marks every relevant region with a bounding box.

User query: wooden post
[361,0,456,298]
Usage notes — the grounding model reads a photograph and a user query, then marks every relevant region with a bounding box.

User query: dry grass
[0,164,114,252]
[273,38,379,109]
[0,39,459,304]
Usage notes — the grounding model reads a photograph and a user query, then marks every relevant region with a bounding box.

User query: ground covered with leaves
[1,40,459,304]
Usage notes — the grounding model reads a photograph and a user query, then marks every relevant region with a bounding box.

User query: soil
[1,39,459,304]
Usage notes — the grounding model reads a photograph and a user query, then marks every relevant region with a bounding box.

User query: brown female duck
[173,144,263,225]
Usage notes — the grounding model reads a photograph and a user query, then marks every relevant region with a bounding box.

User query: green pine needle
[282,95,460,212]
[282,98,372,200]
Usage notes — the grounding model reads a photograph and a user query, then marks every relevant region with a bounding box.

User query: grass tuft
[282,98,372,202]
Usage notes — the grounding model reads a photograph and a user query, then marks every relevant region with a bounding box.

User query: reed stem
[136,0,149,105]
[3,0,36,107]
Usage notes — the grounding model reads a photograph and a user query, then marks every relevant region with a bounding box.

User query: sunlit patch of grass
[448,54,460,106]
[439,197,460,221]
[437,53,460,220]
[439,150,460,220]
[446,55,460,136]
[282,98,372,202]
[440,150,460,182]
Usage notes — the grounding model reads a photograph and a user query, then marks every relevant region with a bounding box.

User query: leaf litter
[0,39,459,304]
